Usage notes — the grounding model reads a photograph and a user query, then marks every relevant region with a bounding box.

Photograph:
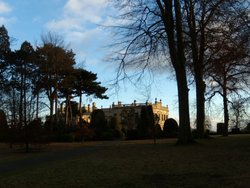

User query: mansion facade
[82,99,169,130]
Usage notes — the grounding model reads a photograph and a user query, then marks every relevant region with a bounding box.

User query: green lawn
[0,135,250,188]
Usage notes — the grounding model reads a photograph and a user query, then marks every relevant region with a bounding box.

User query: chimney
[87,104,90,112]
[92,102,96,111]
[134,100,137,106]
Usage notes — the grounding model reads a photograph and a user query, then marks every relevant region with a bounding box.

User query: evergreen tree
[0,25,11,104]
[138,105,154,139]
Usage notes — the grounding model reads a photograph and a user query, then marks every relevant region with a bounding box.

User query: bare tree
[109,0,249,142]
[110,0,193,144]
[183,0,228,137]
[229,96,250,130]
[205,1,250,136]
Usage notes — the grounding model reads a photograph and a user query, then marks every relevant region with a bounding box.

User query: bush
[163,118,179,138]
[0,109,7,127]
[154,124,163,138]
[231,127,240,134]
[74,125,95,141]
[245,123,250,132]
[126,130,139,140]
[137,106,154,139]
[217,123,225,135]
[0,109,8,142]
[53,133,75,142]
[101,130,115,140]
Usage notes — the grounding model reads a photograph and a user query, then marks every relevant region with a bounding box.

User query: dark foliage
[163,118,179,138]
[154,124,163,138]
[137,105,155,139]
[125,130,139,140]
[246,123,250,132]
[74,121,94,141]
[0,109,8,141]
[217,123,226,135]
[0,27,108,143]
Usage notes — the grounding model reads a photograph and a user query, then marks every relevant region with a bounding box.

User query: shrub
[163,118,179,138]
[75,125,95,141]
[217,123,225,135]
[0,109,7,127]
[91,109,108,140]
[53,133,75,142]
[154,124,163,138]
[137,106,154,139]
[0,109,8,141]
[246,123,250,132]
[126,130,139,140]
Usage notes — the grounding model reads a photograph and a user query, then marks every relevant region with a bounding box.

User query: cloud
[0,1,11,14]
[47,18,82,31]
[46,0,109,31]
[64,0,108,23]
[45,0,112,65]
[0,1,14,25]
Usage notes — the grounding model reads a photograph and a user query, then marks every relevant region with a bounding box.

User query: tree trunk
[36,92,39,119]
[174,0,193,144]
[19,75,24,126]
[12,88,16,127]
[69,101,73,128]
[55,92,58,124]
[186,0,206,137]
[49,97,54,131]
[79,93,82,116]
[223,85,229,136]
[24,72,27,128]
[195,77,206,136]
[235,108,239,128]
[78,93,83,126]
[176,66,193,145]
[156,0,193,144]
[49,98,54,119]
[65,95,70,128]
[54,81,58,124]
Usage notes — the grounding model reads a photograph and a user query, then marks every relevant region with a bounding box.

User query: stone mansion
[82,99,169,130]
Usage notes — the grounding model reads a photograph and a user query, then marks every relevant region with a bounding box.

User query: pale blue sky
[0,0,224,126]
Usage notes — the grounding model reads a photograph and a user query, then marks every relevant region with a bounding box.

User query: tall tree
[138,105,155,139]
[36,42,75,126]
[59,68,108,127]
[156,0,193,144]
[110,0,249,142]
[0,25,11,107]
[9,41,37,152]
[14,41,37,124]
[72,68,108,117]
[183,0,227,137]
[206,1,250,136]
[230,96,250,129]
[111,0,193,144]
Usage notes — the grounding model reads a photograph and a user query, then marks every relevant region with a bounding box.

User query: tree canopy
[109,0,250,142]
[0,27,108,131]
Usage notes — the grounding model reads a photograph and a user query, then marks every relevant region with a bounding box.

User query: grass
[0,135,250,187]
